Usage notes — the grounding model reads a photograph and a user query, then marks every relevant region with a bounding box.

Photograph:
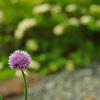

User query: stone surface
[5,62,100,100]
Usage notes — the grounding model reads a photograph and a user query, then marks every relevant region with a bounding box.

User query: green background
[0,0,100,80]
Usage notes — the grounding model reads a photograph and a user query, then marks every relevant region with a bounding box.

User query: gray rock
[6,62,100,100]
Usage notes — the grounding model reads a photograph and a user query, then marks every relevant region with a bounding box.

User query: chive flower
[8,50,31,100]
[8,50,31,70]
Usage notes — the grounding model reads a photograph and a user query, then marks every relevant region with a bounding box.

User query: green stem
[21,69,27,100]
[0,96,2,100]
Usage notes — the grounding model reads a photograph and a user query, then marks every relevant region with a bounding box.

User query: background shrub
[0,0,100,80]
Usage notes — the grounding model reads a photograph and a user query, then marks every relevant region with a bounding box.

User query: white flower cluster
[68,17,79,26]
[65,3,77,12]
[32,3,51,14]
[80,15,93,25]
[0,10,4,23]
[14,18,37,39]
[53,23,65,36]
[0,62,4,70]
[26,39,39,51]
[50,5,61,13]
[96,20,100,27]
[30,60,40,70]
[65,60,74,71]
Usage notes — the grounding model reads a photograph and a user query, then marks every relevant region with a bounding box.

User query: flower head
[8,50,31,70]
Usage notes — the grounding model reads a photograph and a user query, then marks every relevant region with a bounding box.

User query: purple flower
[8,50,31,70]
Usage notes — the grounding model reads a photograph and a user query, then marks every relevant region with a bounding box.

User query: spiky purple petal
[8,50,31,70]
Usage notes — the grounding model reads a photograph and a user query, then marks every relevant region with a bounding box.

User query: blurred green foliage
[0,0,100,80]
